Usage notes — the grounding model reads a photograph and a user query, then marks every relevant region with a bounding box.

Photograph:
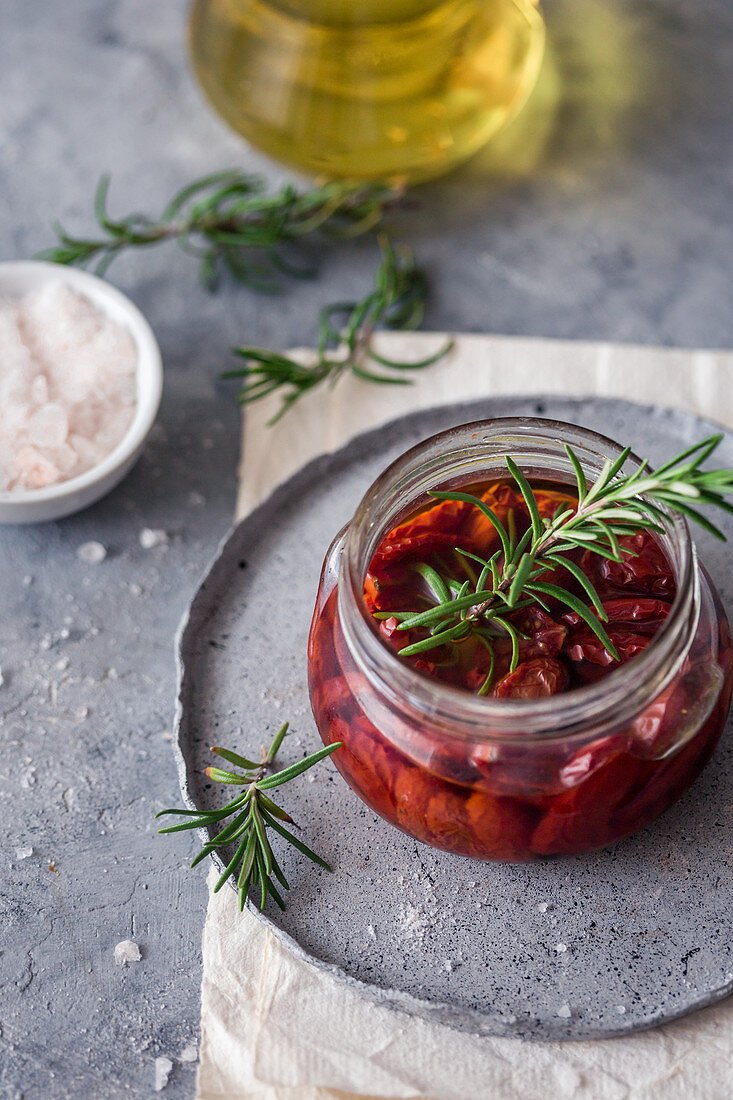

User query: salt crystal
[397,903,430,943]
[616,1005,627,1015]
[14,446,59,489]
[129,583,143,596]
[0,667,4,687]
[55,656,70,671]
[154,1056,173,1091]
[0,284,137,492]
[555,943,567,953]
[188,491,206,507]
[15,846,33,860]
[22,575,33,586]
[179,1043,198,1063]
[77,541,107,564]
[62,788,77,812]
[31,374,48,404]
[557,1004,572,1019]
[537,902,550,913]
[114,940,142,966]
[27,404,68,448]
[139,528,169,550]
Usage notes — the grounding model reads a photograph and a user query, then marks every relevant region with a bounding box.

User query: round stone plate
[174,396,733,1041]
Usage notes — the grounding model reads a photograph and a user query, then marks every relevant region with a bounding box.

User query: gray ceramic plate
[174,396,733,1041]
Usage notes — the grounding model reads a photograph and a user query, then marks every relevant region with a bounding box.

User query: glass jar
[189,0,545,183]
[308,419,733,860]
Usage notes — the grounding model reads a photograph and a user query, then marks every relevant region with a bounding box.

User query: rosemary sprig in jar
[38,170,404,289]
[378,435,733,694]
[157,722,342,911]
[222,234,454,424]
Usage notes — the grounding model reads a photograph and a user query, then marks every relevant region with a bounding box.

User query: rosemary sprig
[40,173,450,423]
[156,723,342,911]
[222,234,454,424]
[383,435,733,685]
[38,171,403,289]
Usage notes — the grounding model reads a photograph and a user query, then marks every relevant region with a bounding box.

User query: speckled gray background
[178,396,733,1042]
[2,0,733,1096]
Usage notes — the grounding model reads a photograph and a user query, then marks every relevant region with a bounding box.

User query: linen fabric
[197,332,733,1100]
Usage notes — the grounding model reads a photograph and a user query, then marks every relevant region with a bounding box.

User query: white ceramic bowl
[0,261,163,523]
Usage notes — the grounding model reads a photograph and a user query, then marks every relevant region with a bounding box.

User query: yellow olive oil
[189,0,545,182]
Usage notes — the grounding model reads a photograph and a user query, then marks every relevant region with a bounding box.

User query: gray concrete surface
[0,0,732,1096]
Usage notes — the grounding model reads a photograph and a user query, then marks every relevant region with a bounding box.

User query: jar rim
[338,416,697,741]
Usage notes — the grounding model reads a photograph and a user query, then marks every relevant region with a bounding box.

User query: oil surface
[189,0,544,182]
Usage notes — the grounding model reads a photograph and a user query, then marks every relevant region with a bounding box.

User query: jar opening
[338,417,697,741]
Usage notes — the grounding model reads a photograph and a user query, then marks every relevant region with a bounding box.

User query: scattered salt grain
[55,657,70,671]
[15,846,33,860]
[179,1043,198,1063]
[555,943,567,954]
[77,540,107,564]
[20,767,36,789]
[537,902,550,913]
[616,1005,627,1015]
[139,528,169,550]
[0,283,137,492]
[154,1056,173,1091]
[0,667,4,687]
[62,788,78,812]
[557,1004,572,1019]
[129,582,143,596]
[114,939,142,966]
[23,574,33,586]
[397,903,430,944]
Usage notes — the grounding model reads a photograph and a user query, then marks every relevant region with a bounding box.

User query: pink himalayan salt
[0,283,137,492]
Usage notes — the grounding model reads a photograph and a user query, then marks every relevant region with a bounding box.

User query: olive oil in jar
[189,0,545,183]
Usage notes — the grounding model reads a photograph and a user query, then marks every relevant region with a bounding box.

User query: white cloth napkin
[197,332,733,1100]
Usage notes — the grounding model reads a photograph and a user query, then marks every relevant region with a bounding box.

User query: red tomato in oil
[493,658,568,699]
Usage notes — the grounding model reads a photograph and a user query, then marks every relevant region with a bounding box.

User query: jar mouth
[338,417,697,741]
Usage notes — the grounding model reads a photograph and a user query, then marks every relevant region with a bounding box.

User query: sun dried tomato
[562,597,671,632]
[423,787,477,853]
[557,735,627,789]
[514,607,567,658]
[564,629,650,667]
[464,790,537,860]
[369,531,460,579]
[460,482,519,548]
[531,751,649,856]
[493,657,568,699]
[584,531,675,597]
